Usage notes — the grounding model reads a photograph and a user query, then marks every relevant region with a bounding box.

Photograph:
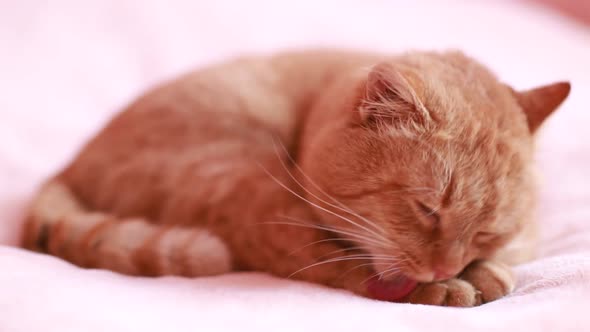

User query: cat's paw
[406,278,480,307]
[459,260,515,304]
[405,260,515,307]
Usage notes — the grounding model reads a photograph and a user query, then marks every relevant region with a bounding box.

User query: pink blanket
[1,0,589,331]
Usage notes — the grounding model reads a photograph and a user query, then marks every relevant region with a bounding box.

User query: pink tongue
[367,276,418,302]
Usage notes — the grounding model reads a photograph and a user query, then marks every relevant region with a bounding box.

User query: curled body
[21,50,570,306]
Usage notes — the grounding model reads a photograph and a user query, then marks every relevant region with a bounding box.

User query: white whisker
[260,219,390,249]
[255,162,395,248]
[287,238,352,256]
[288,256,376,278]
[313,245,369,260]
[276,216,392,248]
[336,262,385,282]
[269,137,391,243]
[361,270,385,284]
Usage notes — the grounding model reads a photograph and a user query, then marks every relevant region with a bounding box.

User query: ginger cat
[21,50,570,306]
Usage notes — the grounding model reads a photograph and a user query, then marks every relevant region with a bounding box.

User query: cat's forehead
[404,54,529,141]
[380,116,532,200]
[396,52,509,112]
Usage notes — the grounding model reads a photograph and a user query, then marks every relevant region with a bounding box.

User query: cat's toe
[460,260,515,303]
[406,278,480,307]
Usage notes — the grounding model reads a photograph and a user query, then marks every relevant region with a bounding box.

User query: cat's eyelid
[478,231,496,235]
[474,231,499,243]
[415,200,441,225]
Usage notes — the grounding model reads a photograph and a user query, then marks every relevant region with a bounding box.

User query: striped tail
[21,181,232,277]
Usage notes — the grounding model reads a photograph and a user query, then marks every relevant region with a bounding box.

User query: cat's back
[171,49,380,127]
[109,49,379,138]
[59,49,380,214]
[68,49,381,160]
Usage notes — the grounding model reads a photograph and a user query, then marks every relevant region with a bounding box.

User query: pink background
[1,1,589,331]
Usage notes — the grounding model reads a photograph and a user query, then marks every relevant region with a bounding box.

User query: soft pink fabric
[1,0,589,331]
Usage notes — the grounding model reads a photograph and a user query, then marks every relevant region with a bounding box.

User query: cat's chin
[366,275,418,302]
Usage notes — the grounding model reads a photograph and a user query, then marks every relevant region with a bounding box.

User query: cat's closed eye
[414,200,440,225]
[473,231,498,244]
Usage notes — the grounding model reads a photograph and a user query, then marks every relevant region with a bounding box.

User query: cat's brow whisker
[417,139,454,197]
[268,137,390,242]
[428,203,444,216]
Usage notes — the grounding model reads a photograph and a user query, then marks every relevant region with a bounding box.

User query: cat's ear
[513,82,570,133]
[354,63,430,128]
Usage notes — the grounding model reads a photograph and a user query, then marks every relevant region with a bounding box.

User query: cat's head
[300,51,570,282]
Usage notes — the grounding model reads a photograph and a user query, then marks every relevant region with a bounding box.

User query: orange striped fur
[23,181,231,277]
[21,50,569,306]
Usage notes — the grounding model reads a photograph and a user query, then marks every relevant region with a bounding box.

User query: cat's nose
[432,264,462,281]
[413,268,458,282]
[433,269,454,281]
[432,244,465,281]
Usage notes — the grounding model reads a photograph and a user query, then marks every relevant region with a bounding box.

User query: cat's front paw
[406,278,480,307]
[405,260,515,307]
[459,260,515,304]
